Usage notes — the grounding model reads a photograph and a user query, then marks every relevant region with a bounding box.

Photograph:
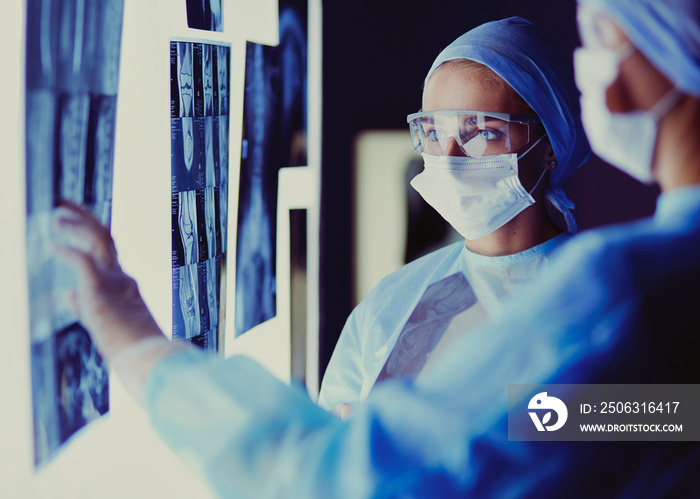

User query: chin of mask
[410,137,547,240]
[574,45,683,184]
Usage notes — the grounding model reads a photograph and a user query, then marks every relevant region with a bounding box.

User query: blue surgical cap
[425,17,591,233]
[579,0,700,97]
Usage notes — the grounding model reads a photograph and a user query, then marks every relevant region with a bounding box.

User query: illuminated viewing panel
[170,40,231,351]
[24,0,124,467]
[235,0,308,337]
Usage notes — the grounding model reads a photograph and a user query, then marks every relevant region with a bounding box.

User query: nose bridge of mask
[423,132,545,175]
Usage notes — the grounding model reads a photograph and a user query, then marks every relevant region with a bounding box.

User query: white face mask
[574,45,683,184]
[410,136,547,240]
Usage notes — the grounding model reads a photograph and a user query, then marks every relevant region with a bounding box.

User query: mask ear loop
[516,133,549,195]
[649,86,684,121]
[516,133,547,161]
[528,166,549,195]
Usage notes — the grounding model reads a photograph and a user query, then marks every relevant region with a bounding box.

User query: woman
[318,17,591,415]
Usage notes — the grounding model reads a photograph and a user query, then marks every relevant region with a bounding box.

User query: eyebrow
[460,115,505,127]
[463,115,479,126]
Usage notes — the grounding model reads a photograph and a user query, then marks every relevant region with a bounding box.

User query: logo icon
[528,392,568,431]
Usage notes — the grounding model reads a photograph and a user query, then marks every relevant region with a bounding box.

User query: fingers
[51,243,100,289]
[53,204,117,267]
[54,200,106,231]
[333,403,353,421]
[56,199,86,213]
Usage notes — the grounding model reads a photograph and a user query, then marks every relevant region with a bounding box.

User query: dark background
[319,0,660,380]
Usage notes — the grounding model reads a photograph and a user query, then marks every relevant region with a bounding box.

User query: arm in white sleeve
[317,305,366,410]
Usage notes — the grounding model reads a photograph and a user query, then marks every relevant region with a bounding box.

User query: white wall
[0,0,32,495]
[353,131,416,304]
[0,0,321,496]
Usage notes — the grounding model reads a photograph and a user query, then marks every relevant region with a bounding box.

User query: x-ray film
[173,264,202,340]
[30,324,109,464]
[171,117,205,192]
[84,95,118,205]
[25,0,123,468]
[186,0,224,32]
[170,40,230,352]
[235,0,308,337]
[171,41,194,118]
[30,324,110,458]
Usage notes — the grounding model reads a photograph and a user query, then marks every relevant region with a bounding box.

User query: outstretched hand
[333,403,353,421]
[52,201,165,362]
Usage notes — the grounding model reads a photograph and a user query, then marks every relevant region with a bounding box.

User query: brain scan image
[55,324,108,442]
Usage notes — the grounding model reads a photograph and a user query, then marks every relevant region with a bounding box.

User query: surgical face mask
[410,136,547,240]
[574,45,683,184]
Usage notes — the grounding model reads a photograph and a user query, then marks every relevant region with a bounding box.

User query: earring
[550,160,558,169]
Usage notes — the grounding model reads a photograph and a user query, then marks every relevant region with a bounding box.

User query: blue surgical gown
[144,186,700,497]
[318,232,572,411]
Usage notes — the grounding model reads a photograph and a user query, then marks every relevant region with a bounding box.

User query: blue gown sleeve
[142,218,700,497]
[144,348,471,497]
[142,234,613,498]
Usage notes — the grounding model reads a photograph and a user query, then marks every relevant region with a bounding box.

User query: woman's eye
[425,128,440,142]
[472,129,503,141]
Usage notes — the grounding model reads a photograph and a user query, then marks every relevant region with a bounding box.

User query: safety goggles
[407,109,543,158]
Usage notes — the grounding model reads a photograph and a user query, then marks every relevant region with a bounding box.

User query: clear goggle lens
[407,110,542,158]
